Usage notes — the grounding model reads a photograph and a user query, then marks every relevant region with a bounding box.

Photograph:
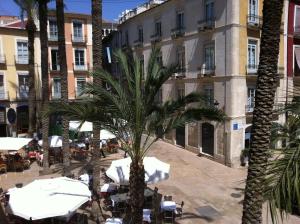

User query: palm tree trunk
[38,0,50,173]
[56,0,70,176]
[0,204,8,224]
[241,0,284,223]
[91,0,102,193]
[26,17,36,137]
[129,159,145,223]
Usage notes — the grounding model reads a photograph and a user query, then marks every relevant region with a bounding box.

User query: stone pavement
[1,140,300,223]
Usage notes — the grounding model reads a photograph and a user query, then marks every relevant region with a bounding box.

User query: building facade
[112,0,287,167]
[0,25,41,137]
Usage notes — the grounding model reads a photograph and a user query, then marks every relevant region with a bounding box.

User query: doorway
[202,123,214,156]
[176,126,185,147]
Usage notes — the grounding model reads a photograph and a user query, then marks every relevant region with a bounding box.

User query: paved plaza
[1,140,300,223]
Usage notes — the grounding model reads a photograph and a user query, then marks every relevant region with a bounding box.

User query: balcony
[198,18,215,32]
[247,14,262,30]
[171,27,185,39]
[48,34,58,42]
[133,39,143,48]
[73,63,89,72]
[246,64,258,75]
[294,26,300,39]
[71,35,87,45]
[0,54,6,65]
[198,65,216,77]
[150,33,162,43]
[245,104,255,113]
[15,56,28,65]
[172,68,186,79]
[0,91,9,100]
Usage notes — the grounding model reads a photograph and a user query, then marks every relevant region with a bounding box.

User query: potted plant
[241,148,250,166]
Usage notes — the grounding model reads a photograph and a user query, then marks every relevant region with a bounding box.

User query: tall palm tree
[241,0,284,223]
[38,0,50,173]
[56,0,70,175]
[50,48,225,222]
[14,0,37,137]
[91,0,103,194]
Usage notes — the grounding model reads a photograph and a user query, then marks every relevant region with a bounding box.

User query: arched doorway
[202,123,214,156]
[176,126,185,147]
[17,105,29,135]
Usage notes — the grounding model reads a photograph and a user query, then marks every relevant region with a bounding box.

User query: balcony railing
[0,54,6,64]
[73,63,89,71]
[245,104,255,113]
[17,90,29,100]
[198,65,216,77]
[173,68,186,79]
[71,35,86,44]
[150,33,162,43]
[171,27,185,39]
[247,14,262,29]
[198,18,215,31]
[294,26,300,39]
[0,91,9,100]
[75,90,90,98]
[48,34,58,41]
[246,64,258,75]
[15,56,28,65]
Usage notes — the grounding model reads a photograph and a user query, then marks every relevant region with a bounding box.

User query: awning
[0,137,32,151]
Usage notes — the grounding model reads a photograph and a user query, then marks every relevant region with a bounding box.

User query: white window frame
[247,87,256,112]
[72,19,84,42]
[205,0,215,21]
[73,48,86,70]
[204,85,214,106]
[248,0,259,19]
[50,47,60,71]
[17,71,29,99]
[294,5,300,28]
[15,38,28,64]
[247,38,260,73]
[0,72,6,99]
[51,77,61,99]
[177,46,185,71]
[176,11,184,29]
[204,43,215,72]
[293,45,300,73]
[75,76,87,97]
[48,18,58,40]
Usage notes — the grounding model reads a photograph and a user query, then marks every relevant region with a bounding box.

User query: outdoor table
[101,183,117,198]
[76,143,86,148]
[160,201,176,211]
[143,209,151,223]
[79,174,89,185]
[105,217,123,224]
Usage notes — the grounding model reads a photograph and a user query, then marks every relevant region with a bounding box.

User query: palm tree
[241,0,284,223]
[50,48,225,222]
[38,0,50,173]
[14,0,37,137]
[91,0,103,194]
[0,205,8,224]
[56,0,70,176]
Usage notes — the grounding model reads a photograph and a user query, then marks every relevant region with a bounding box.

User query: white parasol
[7,177,91,220]
[0,137,32,151]
[38,136,72,148]
[106,157,170,185]
[69,121,93,132]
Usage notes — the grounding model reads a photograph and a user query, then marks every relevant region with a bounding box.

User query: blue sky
[0,0,146,22]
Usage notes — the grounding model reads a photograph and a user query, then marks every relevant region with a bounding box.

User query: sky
[0,0,146,22]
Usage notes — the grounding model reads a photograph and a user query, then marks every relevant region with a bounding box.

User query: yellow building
[0,24,41,137]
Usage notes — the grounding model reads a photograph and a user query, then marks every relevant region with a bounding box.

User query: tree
[241,0,284,223]
[38,0,50,173]
[56,0,70,176]
[91,0,103,194]
[14,0,37,137]
[50,48,225,222]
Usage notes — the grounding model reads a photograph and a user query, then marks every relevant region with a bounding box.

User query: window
[177,47,185,72]
[125,30,129,46]
[49,19,58,40]
[73,21,83,41]
[155,21,162,37]
[248,0,258,22]
[157,52,163,67]
[248,40,258,70]
[294,46,300,76]
[177,87,185,99]
[17,41,28,64]
[140,55,144,80]
[51,49,60,71]
[52,78,61,99]
[205,0,214,21]
[18,74,29,98]
[74,49,85,70]
[247,88,256,112]
[76,77,86,96]
[176,12,184,29]
[138,26,143,42]
[204,87,214,106]
[295,6,300,34]
[204,44,215,71]
[0,75,4,99]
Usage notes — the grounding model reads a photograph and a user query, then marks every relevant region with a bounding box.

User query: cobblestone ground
[1,140,299,224]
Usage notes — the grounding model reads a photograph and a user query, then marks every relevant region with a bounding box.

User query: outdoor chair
[164,195,172,201]
[163,210,174,223]
[175,201,184,218]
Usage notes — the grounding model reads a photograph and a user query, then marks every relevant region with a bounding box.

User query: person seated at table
[99,140,106,158]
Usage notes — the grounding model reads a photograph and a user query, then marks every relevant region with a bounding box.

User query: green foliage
[49,48,225,161]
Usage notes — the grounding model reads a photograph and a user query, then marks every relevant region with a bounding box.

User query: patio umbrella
[7,177,91,220]
[100,129,116,140]
[69,121,93,132]
[38,136,72,148]
[106,157,170,185]
[0,137,32,151]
